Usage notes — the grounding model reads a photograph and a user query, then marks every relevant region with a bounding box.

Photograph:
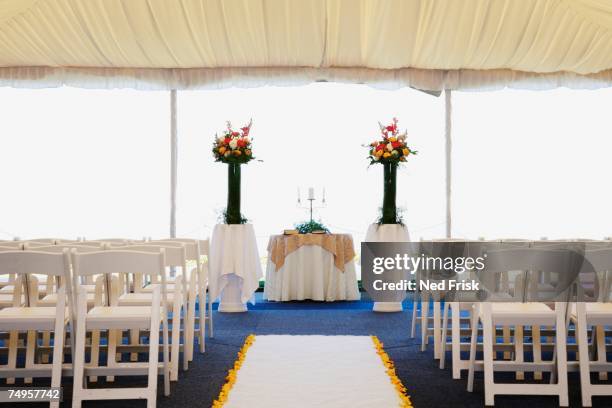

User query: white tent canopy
[0,0,611,90]
[1,0,611,238]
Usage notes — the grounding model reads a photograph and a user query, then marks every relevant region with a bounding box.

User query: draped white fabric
[263,245,360,302]
[0,0,611,90]
[208,224,262,305]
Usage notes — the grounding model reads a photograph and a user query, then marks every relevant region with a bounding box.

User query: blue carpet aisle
[21,293,611,407]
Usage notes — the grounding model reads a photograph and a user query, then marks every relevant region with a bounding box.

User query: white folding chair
[70,249,170,408]
[152,238,213,350]
[419,238,467,359]
[572,247,612,406]
[116,244,188,381]
[466,246,582,406]
[0,250,71,408]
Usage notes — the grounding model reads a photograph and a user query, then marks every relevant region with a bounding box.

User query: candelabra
[297,187,326,223]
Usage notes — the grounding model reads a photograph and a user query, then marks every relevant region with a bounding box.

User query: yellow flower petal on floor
[213,334,256,407]
[371,336,413,408]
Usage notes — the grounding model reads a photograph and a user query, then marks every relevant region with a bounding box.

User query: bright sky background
[1,84,611,255]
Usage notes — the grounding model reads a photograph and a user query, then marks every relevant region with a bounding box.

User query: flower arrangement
[367,117,416,165]
[213,120,255,224]
[213,120,255,164]
[365,118,416,224]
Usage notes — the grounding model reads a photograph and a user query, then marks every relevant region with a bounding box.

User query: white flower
[373,155,380,161]
[229,138,238,149]
[386,143,393,151]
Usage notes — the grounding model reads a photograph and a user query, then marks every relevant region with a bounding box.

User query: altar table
[264,234,359,301]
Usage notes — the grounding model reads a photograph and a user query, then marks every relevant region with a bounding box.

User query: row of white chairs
[414,238,612,407]
[0,237,212,408]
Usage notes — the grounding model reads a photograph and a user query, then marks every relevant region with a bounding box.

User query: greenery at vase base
[376,206,405,226]
[218,208,249,225]
[295,220,330,234]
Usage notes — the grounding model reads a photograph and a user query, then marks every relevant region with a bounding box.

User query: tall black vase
[226,163,242,224]
[381,162,397,224]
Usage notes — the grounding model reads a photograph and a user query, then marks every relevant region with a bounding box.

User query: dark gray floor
[16,296,612,407]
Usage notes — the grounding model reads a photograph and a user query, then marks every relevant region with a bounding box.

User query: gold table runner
[267,233,356,272]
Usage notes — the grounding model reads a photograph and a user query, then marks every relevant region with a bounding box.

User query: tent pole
[170,89,178,238]
[444,89,452,238]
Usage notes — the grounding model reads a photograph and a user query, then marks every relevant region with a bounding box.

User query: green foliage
[295,220,330,234]
[218,209,249,225]
[376,207,405,226]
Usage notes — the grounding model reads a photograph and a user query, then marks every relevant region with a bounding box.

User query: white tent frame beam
[445,89,452,238]
[170,89,177,238]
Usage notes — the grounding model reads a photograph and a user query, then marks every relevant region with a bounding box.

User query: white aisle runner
[222,335,409,408]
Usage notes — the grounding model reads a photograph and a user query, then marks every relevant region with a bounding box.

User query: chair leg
[106,329,118,382]
[147,299,161,408]
[596,325,607,381]
[515,325,525,380]
[89,329,100,382]
[433,301,441,359]
[186,281,196,361]
[482,312,495,406]
[576,307,593,407]
[467,310,479,392]
[533,325,543,380]
[129,329,139,362]
[6,330,18,384]
[198,287,206,352]
[42,330,51,363]
[421,297,429,351]
[451,303,462,379]
[162,307,171,396]
[50,296,66,408]
[207,286,214,338]
[410,293,419,338]
[72,294,88,408]
[502,326,511,360]
[440,301,449,369]
[555,309,569,407]
[170,301,181,381]
[24,330,36,383]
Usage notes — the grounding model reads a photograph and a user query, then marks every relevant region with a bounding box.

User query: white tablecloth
[264,245,359,302]
[364,223,410,312]
[209,224,262,308]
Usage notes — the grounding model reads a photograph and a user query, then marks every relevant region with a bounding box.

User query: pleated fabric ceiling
[0,0,611,90]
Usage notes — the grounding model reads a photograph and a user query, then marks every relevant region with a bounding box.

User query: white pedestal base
[218,274,248,313]
[210,224,263,313]
[373,302,403,313]
[364,223,410,313]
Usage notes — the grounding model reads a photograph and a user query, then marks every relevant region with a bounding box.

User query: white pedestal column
[209,224,262,313]
[364,223,410,312]
[218,274,247,312]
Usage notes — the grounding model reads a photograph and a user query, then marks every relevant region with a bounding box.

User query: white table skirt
[264,245,360,302]
[209,224,262,310]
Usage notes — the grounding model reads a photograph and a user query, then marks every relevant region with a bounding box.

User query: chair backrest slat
[121,244,186,268]
[0,250,69,277]
[72,250,165,277]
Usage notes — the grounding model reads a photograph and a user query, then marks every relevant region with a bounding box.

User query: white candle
[322,187,326,202]
[308,187,314,200]
[297,187,301,203]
